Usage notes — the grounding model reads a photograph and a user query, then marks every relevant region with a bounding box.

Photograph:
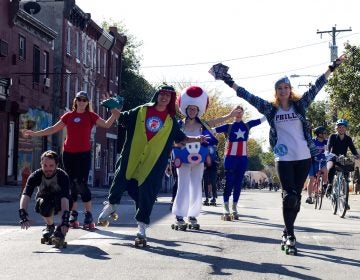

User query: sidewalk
[0,184,110,202]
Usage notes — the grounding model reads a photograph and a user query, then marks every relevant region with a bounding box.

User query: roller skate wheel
[171,224,175,229]
[97,220,109,227]
[111,212,118,221]
[135,238,147,248]
[41,237,46,244]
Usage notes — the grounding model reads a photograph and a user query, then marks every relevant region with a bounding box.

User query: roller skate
[69,210,80,228]
[221,202,232,221]
[51,226,67,249]
[171,216,187,231]
[280,234,287,251]
[40,224,55,245]
[83,211,96,230]
[97,201,118,227]
[134,222,147,248]
[284,236,297,255]
[203,198,209,206]
[230,202,239,220]
[210,198,217,206]
[187,217,200,230]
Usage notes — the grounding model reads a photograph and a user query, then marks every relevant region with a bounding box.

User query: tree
[247,138,264,170]
[306,100,332,133]
[326,43,360,144]
[101,19,155,110]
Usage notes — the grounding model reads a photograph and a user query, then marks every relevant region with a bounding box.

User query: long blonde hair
[271,89,301,108]
[71,97,93,112]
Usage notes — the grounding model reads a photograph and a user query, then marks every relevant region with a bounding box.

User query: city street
[1,187,359,280]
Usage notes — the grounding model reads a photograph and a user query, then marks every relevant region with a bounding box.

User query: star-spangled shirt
[214,118,264,157]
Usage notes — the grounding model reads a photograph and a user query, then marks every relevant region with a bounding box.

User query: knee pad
[35,198,54,217]
[283,191,300,211]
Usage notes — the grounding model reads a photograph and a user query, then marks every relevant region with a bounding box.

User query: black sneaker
[305,197,313,204]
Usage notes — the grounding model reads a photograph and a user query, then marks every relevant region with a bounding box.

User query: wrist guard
[329,58,341,72]
[61,210,70,227]
[19,209,29,224]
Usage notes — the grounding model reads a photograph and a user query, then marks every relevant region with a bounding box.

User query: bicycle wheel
[314,184,319,209]
[318,176,324,210]
[337,176,349,218]
[331,177,338,215]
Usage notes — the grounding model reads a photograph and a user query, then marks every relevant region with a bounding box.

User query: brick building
[0,0,126,188]
[0,0,56,185]
[30,0,127,187]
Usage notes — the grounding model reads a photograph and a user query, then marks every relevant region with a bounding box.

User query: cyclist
[326,119,360,209]
[305,126,328,204]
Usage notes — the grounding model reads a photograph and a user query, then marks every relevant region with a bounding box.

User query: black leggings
[62,151,92,203]
[275,158,311,237]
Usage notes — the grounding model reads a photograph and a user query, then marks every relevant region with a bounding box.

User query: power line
[142,32,358,69]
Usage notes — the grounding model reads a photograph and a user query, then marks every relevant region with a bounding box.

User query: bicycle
[310,159,326,210]
[330,155,355,218]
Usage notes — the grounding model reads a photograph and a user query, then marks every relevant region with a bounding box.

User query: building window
[65,71,71,110]
[75,32,80,60]
[66,27,71,55]
[103,52,107,77]
[19,35,26,60]
[33,45,40,84]
[43,51,49,77]
[75,77,79,93]
[95,143,101,169]
[97,48,101,74]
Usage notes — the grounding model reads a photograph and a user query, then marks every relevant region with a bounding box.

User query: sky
[76,0,360,149]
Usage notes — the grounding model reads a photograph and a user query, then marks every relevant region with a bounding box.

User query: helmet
[314,126,326,136]
[336,119,348,127]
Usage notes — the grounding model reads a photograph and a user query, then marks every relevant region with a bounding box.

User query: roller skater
[188,217,200,230]
[172,86,238,232]
[83,211,96,230]
[134,222,147,247]
[171,216,187,231]
[97,201,118,227]
[23,91,121,237]
[41,223,55,245]
[203,198,209,206]
[221,202,232,221]
[231,202,239,220]
[284,236,297,255]
[18,151,71,245]
[69,210,79,228]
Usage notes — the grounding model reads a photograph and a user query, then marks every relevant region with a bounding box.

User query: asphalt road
[1,188,360,280]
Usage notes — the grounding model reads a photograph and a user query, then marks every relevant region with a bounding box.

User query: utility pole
[317,25,352,62]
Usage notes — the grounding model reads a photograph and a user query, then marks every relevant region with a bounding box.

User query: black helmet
[314,126,326,136]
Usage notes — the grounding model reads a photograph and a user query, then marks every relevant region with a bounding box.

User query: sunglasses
[76,98,88,102]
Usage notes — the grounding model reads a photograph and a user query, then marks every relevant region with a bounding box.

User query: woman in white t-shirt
[209,54,345,255]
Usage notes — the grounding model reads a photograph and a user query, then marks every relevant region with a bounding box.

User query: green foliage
[306,100,333,133]
[326,43,360,143]
[101,19,155,110]
[247,139,264,170]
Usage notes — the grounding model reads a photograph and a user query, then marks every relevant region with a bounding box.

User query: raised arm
[22,120,65,138]
[96,108,121,129]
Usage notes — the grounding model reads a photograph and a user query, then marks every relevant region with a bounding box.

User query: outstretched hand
[100,93,124,110]
[329,54,346,72]
[208,63,234,87]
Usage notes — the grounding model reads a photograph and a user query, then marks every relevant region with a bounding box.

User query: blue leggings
[223,156,247,203]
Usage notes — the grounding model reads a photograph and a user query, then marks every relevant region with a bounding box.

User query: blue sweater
[234,74,328,157]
